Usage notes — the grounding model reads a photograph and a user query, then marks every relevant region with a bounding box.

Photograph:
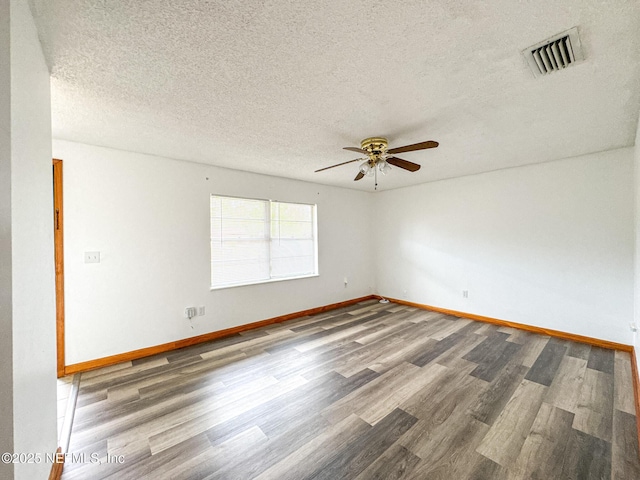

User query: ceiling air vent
[523,27,584,78]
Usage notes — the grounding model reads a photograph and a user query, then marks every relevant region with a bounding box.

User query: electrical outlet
[462,290,469,298]
[198,306,205,316]
[185,307,197,319]
[84,251,100,263]
[630,322,638,333]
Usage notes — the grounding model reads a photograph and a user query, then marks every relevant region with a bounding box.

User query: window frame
[210,194,319,290]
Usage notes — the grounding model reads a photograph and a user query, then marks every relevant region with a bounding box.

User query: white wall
[54,139,374,364]
[9,0,57,479]
[375,148,635,345]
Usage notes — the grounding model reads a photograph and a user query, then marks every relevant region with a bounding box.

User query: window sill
[210,273,319,291]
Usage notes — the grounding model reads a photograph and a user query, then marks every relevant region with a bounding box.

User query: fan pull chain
[374,166,378,190]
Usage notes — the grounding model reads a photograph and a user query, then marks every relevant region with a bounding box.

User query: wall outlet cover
[84,251,100,263]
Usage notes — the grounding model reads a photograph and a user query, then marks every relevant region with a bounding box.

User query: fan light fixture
[377,160,391,175]
[359,161,375,177]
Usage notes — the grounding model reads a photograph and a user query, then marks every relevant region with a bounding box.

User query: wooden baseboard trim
[64,295,376,375]
[48,447,64,480]
[631,348,640,459]
[382,296,634,352]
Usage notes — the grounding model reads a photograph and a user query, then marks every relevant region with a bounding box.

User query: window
[210,195,318,289]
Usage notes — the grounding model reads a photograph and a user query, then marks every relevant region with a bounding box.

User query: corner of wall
[0,2,14,478]
[634,112,640,374]
[9,0,57,478]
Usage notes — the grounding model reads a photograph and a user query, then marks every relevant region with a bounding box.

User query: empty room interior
[3,0,640,479]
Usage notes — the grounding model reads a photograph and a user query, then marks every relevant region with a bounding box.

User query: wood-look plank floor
[62,300,640,479]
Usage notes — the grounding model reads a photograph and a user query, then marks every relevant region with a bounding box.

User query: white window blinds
[211,195,317,288]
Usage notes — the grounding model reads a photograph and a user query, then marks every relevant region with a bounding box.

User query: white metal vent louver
[523,27,584,78]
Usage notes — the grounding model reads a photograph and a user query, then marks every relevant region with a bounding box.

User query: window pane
[212,259,270,286]
[211,196,269,287]
[271,239,315,277]
[270,202,316,278]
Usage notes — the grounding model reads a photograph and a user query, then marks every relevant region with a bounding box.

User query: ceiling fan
[315,137,439,189]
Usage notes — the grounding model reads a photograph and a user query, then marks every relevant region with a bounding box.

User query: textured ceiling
[29,0,640,191]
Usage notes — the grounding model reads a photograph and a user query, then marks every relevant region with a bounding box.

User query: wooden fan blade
[343,146,368,154]
[354,172,365,181]
[387,156,421,172]
[387,140,438,155]
[315,158,361,173]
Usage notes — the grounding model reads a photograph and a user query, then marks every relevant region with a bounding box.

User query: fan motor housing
[361,137,388,155]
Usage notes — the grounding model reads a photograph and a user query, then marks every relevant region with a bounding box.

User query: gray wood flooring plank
[544,355,588,413]
[257,368,380,437]
[587,346,615,374]
[573,368,614,442]
[203,413,331,480]
[73,372,262,447]
[463,331,512,363]
[516,334,550,368]
[147,374,308,454]
[524,337,567,386]
[410,321,482,367]
[466,456,509,480]
[508,402,575,479]
[428,317,473,341]
[306,408,418,480]
[561,428,611,480]
[61,439,110,480]
[432,331,486,369]
[352,443,421,480]
[80,361,133,379]
[334,325,427,377]
[468,363,529,426]
[612,409,640,480]
[614,355,636,415]
[322,362,445,426]
[400,365,483,428]
[567,341,592,360]
[398,372,489,471]
[401,419,490,479]
[108,432,215,480]
[290,312,353,332]
[352,317,422,346]
[282,341,366,380]
[81,356,169,387]
[157,426,269,480]
[78,354,212,398]
[202,367,378,451]
[254,414,372,480]
[469,339,522,382]
[264,310,390,353]
[475,379,547,467]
